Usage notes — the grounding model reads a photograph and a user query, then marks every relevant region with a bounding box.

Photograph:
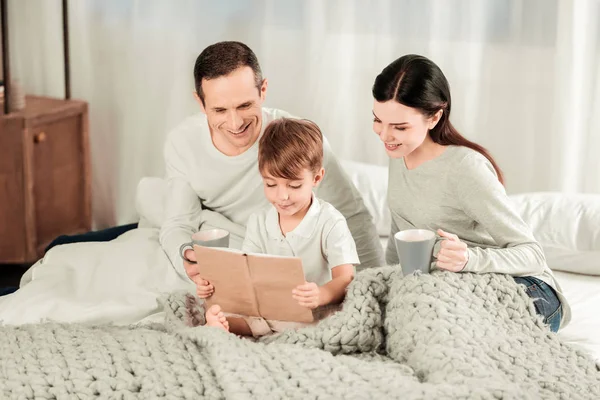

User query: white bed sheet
[555,271,600,363]
[0,228,195,325]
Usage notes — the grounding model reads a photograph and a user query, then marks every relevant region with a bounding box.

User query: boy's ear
[313,167,325,186]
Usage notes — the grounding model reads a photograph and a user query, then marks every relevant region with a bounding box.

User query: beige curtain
[9,0,600,227]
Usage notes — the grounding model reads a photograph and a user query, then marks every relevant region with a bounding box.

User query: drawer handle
[34,132,47,143]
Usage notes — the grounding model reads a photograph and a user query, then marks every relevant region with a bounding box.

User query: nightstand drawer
[31,115,88,251]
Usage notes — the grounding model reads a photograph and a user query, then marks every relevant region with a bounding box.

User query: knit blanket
[1,266,599,399]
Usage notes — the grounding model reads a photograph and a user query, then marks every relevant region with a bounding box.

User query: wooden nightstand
[0,95,91,263]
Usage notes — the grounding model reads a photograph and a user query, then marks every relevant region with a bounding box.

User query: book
[193,245,314,323]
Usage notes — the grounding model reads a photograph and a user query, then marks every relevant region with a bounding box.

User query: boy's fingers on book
[293,293,317,302]
[295,284,317,292]
[296,300,317,309]
[292,295,314,304]
[293,290,312,296]
[294,297,311,305]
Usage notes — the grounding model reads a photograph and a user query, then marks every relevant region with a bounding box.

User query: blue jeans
[514,276,562,332]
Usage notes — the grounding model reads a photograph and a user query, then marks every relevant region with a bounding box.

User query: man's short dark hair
[259,118,323,180]
[193,41,263,105]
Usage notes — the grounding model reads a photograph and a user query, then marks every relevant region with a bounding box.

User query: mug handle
[179,242,196,264]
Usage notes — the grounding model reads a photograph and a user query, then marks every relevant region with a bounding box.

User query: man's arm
[315,139,384,271]
[159,137,203,280]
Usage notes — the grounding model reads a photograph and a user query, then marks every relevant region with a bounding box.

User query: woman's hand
[436,229,469,272]
[292,282,320,309]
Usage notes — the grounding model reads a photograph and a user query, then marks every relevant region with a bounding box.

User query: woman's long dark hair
[372,54,504,184]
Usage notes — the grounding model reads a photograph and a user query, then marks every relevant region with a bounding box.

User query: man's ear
[313,167,325,186]
[194,91,206,114]
[259,78,268,102]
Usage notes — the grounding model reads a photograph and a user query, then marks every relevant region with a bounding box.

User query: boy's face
[261,168,325,218]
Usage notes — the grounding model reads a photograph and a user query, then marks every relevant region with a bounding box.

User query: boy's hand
[292,282,320,309]
[194,276,214,299]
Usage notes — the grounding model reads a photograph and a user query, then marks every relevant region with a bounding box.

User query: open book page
[193,245,260,317]
[246,253,314,323]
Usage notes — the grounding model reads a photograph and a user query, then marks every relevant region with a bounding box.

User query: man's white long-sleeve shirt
[159,108,384,278]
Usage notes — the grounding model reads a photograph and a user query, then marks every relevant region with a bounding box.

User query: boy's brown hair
[258,118,323,180]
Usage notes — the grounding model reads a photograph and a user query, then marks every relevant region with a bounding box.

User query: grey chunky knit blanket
[1,266,599,399]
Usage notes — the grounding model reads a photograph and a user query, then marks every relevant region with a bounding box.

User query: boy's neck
[278,197,313,236]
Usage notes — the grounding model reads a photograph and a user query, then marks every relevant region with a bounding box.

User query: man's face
[197,66,267,156]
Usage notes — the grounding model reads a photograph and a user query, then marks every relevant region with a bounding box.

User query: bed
[0,161,599,398]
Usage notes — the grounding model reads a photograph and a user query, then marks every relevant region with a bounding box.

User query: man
[0,41,383,325]
[160,41,383,281]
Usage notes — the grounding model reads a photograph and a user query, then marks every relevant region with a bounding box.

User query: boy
[196,118,359,336]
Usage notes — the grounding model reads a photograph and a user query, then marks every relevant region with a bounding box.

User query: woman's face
[372,100,437,159]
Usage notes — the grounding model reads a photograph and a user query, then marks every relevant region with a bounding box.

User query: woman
[372,54,569,332]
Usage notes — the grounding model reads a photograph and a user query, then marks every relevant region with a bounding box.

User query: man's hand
[184,249,214,298]
[183,249,199,280]
[292,282,321,309]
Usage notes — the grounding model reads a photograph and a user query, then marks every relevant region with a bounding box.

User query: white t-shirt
[159,108,383,279]
[242,196,360,286]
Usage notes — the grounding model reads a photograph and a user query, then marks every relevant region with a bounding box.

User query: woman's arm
[452,153,546,276]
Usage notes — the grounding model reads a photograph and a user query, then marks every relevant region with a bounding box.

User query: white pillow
[135,177,167,228]
[509,192,600,276]
[340,160,391,237]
